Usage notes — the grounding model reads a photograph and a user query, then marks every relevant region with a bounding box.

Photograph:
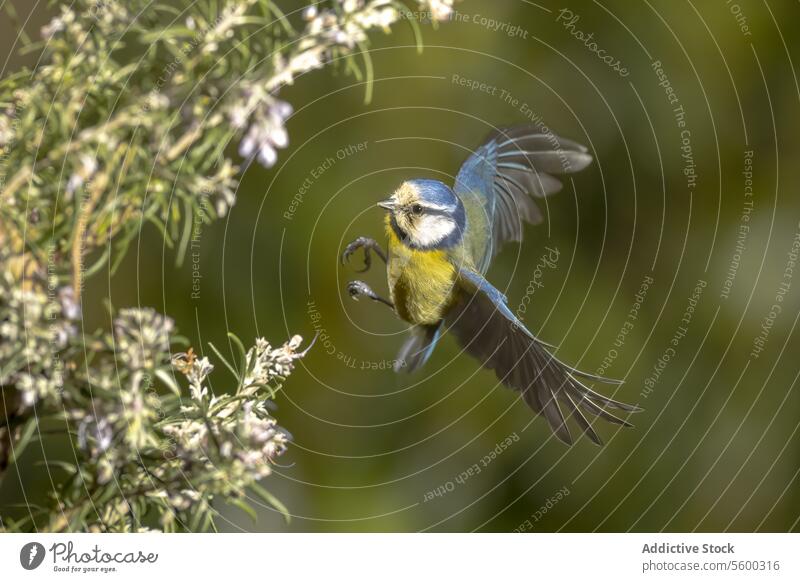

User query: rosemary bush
[0,0,452,532]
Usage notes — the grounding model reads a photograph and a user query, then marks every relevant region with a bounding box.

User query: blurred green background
[3,0,800,531]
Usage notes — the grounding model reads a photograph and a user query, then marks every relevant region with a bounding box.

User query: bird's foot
[347,280,394,309]
[341,236,387,273]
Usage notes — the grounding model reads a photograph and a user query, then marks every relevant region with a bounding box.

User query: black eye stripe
[411,206,449,217]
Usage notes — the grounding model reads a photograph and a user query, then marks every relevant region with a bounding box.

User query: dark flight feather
[445,268,640,445]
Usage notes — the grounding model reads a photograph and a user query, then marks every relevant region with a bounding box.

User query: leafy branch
[0,0,454,532]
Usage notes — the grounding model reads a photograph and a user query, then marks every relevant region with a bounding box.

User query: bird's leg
[341,236,387,273]
[347,280,394,309]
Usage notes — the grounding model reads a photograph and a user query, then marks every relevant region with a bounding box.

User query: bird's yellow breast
[385,220,457,325]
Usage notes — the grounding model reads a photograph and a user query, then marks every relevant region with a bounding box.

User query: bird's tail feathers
[395,323,441,373]
[521,339,641,446]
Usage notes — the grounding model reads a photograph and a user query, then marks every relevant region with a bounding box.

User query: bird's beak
[377,198,396,211]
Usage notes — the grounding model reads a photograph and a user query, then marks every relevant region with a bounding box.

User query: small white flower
[65,154,98,197]
[274,100,293,118]
[238,135,256,158]
[41,17,65,40]
[66,173,84,196]
[289,49,324,73]
[423,0,454,20]
[235,97,293,168]
[257,143,277,167]
[229,104,249,130]
[0,112,15,147]
[58,286,81,320]
[269,126,288,148]
[342,0,360,13]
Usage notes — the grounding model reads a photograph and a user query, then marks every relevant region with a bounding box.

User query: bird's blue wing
[454,124,593,266]
[446,267,639,445]
[457,268,532,338]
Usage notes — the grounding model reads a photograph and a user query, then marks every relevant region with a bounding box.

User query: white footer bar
[1,533,797,581]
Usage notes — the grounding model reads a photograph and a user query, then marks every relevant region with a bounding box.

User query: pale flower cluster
[199,0,258,54]
[232,0,456,169]
[236,95,293,169]
[243,334,308,389]
[153,335,308,516]
[41,1,131,41]
[113,308,174,370]
[194,158,239,216]
[0,272,76,411]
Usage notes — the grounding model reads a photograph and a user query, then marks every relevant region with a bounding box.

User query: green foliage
[0,0,448,281]
[0,0,452,531]
[0,268,311,532]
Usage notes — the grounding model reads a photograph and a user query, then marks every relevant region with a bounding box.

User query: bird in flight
[342,124,640,445]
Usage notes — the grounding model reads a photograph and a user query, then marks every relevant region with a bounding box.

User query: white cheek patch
[413,215,457,247]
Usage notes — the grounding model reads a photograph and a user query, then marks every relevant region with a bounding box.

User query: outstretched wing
[445,269,640,445]
[454,124,592,269]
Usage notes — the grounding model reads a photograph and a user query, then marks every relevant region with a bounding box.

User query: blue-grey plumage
[345,124,641,445]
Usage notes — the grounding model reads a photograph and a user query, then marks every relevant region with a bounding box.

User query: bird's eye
[411,204,423,215]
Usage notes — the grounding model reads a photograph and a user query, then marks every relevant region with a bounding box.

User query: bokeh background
[3,0,799,531]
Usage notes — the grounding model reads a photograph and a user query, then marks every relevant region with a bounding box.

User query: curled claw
[341,237,386,273]
[347,280,394,309]
[342,237,372,273]
[347,280,371,300]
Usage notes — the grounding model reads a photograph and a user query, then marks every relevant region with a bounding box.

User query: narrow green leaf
[8,417,38,467]
[155,368,182,396]
[356,40,375,104]
[394,2,424,54]
[33,460,77,474]
[175,197,194,268]
[250,482,290,524]
[227,332,248,381]
[207,342,240,382]
[230,498,258,523]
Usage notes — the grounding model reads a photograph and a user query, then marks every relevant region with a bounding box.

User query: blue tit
[343,124,640,445]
